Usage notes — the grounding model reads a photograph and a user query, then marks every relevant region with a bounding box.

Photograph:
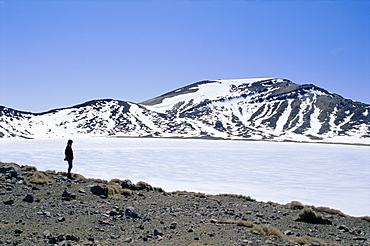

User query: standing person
[64,139,74,179]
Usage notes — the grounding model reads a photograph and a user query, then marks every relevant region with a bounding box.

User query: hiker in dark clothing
[64,139,74,179]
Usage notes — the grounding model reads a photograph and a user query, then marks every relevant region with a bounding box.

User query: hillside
[0,162,369,245]
[1,78,369,144]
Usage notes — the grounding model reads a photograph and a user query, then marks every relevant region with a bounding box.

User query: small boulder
[65,234,79,242]
[57,217,65,222]
[125,207,140,218]
[62,190,76,200]
[3,199,14,205]
[154,229,164,236]
[90,185,108,198]
[170,222,177,229]
[121,180,137,190]
[23,194,34,203]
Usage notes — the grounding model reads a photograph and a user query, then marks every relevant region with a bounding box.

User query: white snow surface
[146,78,273,113]
[0,137,369,217]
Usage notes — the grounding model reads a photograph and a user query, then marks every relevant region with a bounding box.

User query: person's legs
[67,160,73,178]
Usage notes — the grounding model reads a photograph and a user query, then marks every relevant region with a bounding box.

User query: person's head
[67,139,73,145]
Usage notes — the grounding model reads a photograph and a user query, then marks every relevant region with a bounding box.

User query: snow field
[0,137,369,217]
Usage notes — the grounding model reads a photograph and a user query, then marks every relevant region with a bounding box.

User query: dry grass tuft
[250,225,284,238]
[173,191,206,198]
[121,189,133,196]
[251,225,330,245]
[294,207,332,225]
[291,236,328,245]
[86,178,107,184]
[314,206,346,217]
[27,171,52,184]
[188,243,204,246]
[20,165,38,172]
[56,172,86,180]
[286,201,304,209]
[108,178,124,185]
[45,170,56,175]
[0,162,19,168]
[136,181,153,191]
[237,220,254,227]
[72,173,86,180]
[107,184,122,196]
[216,193,255,201]
[216,220,254,227]
[267,201,280,207]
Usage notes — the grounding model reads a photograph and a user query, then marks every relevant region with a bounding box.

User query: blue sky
[1,0,369,112]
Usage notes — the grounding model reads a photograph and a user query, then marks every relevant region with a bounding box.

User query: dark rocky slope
[0,162,369,246]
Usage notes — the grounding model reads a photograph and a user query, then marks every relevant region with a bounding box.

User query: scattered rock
[22,194,34,203]
[125,207,140,218]
[57,216,65,222]
[154,229,164,236]
[0,165,24,181]
[170,222,177,229]
[124,237,132,243]
[121,180,137,190]
[65,234,79,242]
[338,225,350,232]
[58,241,71,246]
[3,199,14,205]
[0,163,368,246]
[90,185,108,198]
[62,189,76,200]
[284,230,293,235]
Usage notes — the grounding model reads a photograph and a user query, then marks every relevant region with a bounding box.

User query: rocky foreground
[0,163,369,246]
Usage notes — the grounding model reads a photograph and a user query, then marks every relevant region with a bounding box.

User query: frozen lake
[0,137,369,217]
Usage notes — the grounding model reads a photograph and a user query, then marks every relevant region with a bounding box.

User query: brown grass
[250,225,285,238]
[314,206,346,217]
[107,184,122,196]
[216,193,256,201]
[27,171,52,184]
[136,181,153,190]
[56,172,86,180]
[85,178,107,184]
[173,191,206,198]
[45,170,56,175]
[291,236,328,245]
[20,165,38,172]
[0,162,19,168]
[294,207,332,225]
[267,201,280,207]
[286,201,304,209]
[108,178,124,185]
[237,220,254,227]
[250,225,330,245]
[121,189,133,196]
[72,173,86,180]
[216,220,254,227]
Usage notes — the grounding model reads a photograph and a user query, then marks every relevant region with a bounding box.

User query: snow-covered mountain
[1,78,369,144]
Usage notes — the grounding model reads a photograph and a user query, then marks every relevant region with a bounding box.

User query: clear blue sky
[1,0,369,112]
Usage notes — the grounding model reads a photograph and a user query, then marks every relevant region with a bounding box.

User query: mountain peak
[1,78,369,144]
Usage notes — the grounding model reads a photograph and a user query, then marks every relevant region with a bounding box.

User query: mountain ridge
[1,78,369,144]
